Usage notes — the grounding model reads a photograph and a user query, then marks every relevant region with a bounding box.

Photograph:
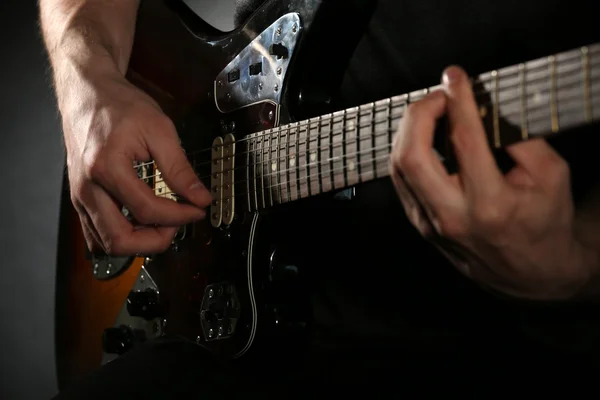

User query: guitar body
[55,0,376,389]
[55,0,600,390]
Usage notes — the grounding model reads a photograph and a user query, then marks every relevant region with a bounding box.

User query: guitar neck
[243,43,600,212]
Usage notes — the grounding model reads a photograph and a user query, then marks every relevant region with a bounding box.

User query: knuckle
[472,201,507,232]
[103,232,126,256]
[437,214,467,240]
[165,159,192,187]
[151,113,176,136]
[83,152,107,181]
[70,182,87,203]
[449,127,472,151]
[394,150,422,176]
[132,206,154,226]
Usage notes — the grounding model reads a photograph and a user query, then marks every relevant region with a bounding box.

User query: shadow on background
[0,1,235,398]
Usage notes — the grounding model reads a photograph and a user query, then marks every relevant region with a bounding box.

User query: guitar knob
[102,325,135,355]
[127,288,161,320]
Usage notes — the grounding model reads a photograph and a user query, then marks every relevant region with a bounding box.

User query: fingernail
[190,181,206,191]
[443,66,463,84]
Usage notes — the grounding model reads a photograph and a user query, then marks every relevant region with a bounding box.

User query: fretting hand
[390,66,599,300]
[61,68,212,256]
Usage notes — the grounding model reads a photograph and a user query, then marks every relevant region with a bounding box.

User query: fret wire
[356,109,362,182]
[163,81,600,203]
[270,129,275,207]
[492,70,501,148]
[263,131,270,207]
[583,46,593,122]
[137,46,600,169]
[156,74,600,188]
[370,102,377,179]
[161,150,395,203]
[246,138,252,211]
[387,97,394,147]
[261,135,267,208]
[248,84,598,184]
[519,63,529,140]
[295,123,301,199]
[549,55,559,133]
[285,126,292,203]
[145,52,598,184]
[305,121,312,197]
[275,129,282,205]
[341,110,348,188]
[253,135,259,210]
[316,117,323,194]
[328,114,334,187]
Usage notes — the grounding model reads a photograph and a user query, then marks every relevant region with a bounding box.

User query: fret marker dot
[289,157,296,167]
[348,161,355,171]
[347,120,355,130]
[310,152,317,162]
[271,162,277,171]
[533,91,542,104]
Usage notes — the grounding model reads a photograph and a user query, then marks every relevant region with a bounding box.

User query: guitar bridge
[199,282,240,341]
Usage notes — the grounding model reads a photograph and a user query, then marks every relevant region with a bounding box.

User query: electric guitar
[54,0,600,389]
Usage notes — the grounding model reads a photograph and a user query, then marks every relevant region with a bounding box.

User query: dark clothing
[55,0,600,397]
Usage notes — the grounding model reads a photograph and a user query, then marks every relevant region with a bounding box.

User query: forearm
[39,0,140,91]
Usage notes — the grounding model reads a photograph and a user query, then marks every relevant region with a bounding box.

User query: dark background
[0,1,236,398]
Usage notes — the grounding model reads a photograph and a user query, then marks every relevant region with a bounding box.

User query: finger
[84,185,178,256]
[442,66,504,197]
[80,218,104,254]
[392,90,464,218]
[73,202,105,253]
[146,117,213,209]
[96,150,208,227]
[505,138,569,190]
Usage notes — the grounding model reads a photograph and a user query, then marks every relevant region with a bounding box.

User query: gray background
[0,1,236,398]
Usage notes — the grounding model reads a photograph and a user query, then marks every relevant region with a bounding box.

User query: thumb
[147,117,213,209]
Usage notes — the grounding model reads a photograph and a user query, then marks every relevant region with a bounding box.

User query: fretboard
[243,43,600,212]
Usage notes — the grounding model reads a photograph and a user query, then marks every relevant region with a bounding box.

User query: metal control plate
[214,12,302,113]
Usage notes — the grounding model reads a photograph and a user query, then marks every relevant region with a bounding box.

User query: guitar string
[153,87,599,205]
[157,149,395,205]
[137,44,600,165]
[133,46,600,171]
[140,80,600,185]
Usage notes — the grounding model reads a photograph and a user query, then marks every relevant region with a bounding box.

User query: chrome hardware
[101,266,162,365]
[199,282,240,342]
[210,136,224,228]
[214,13,302,113]
[91,254,134,281]
[211,134,236,228]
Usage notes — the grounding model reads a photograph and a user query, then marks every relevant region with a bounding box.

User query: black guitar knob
[127,288,161,320]
[102,325,135,355]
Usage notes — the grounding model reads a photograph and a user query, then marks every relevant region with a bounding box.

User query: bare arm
[39,0,139,76]
[38,0,212,256]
